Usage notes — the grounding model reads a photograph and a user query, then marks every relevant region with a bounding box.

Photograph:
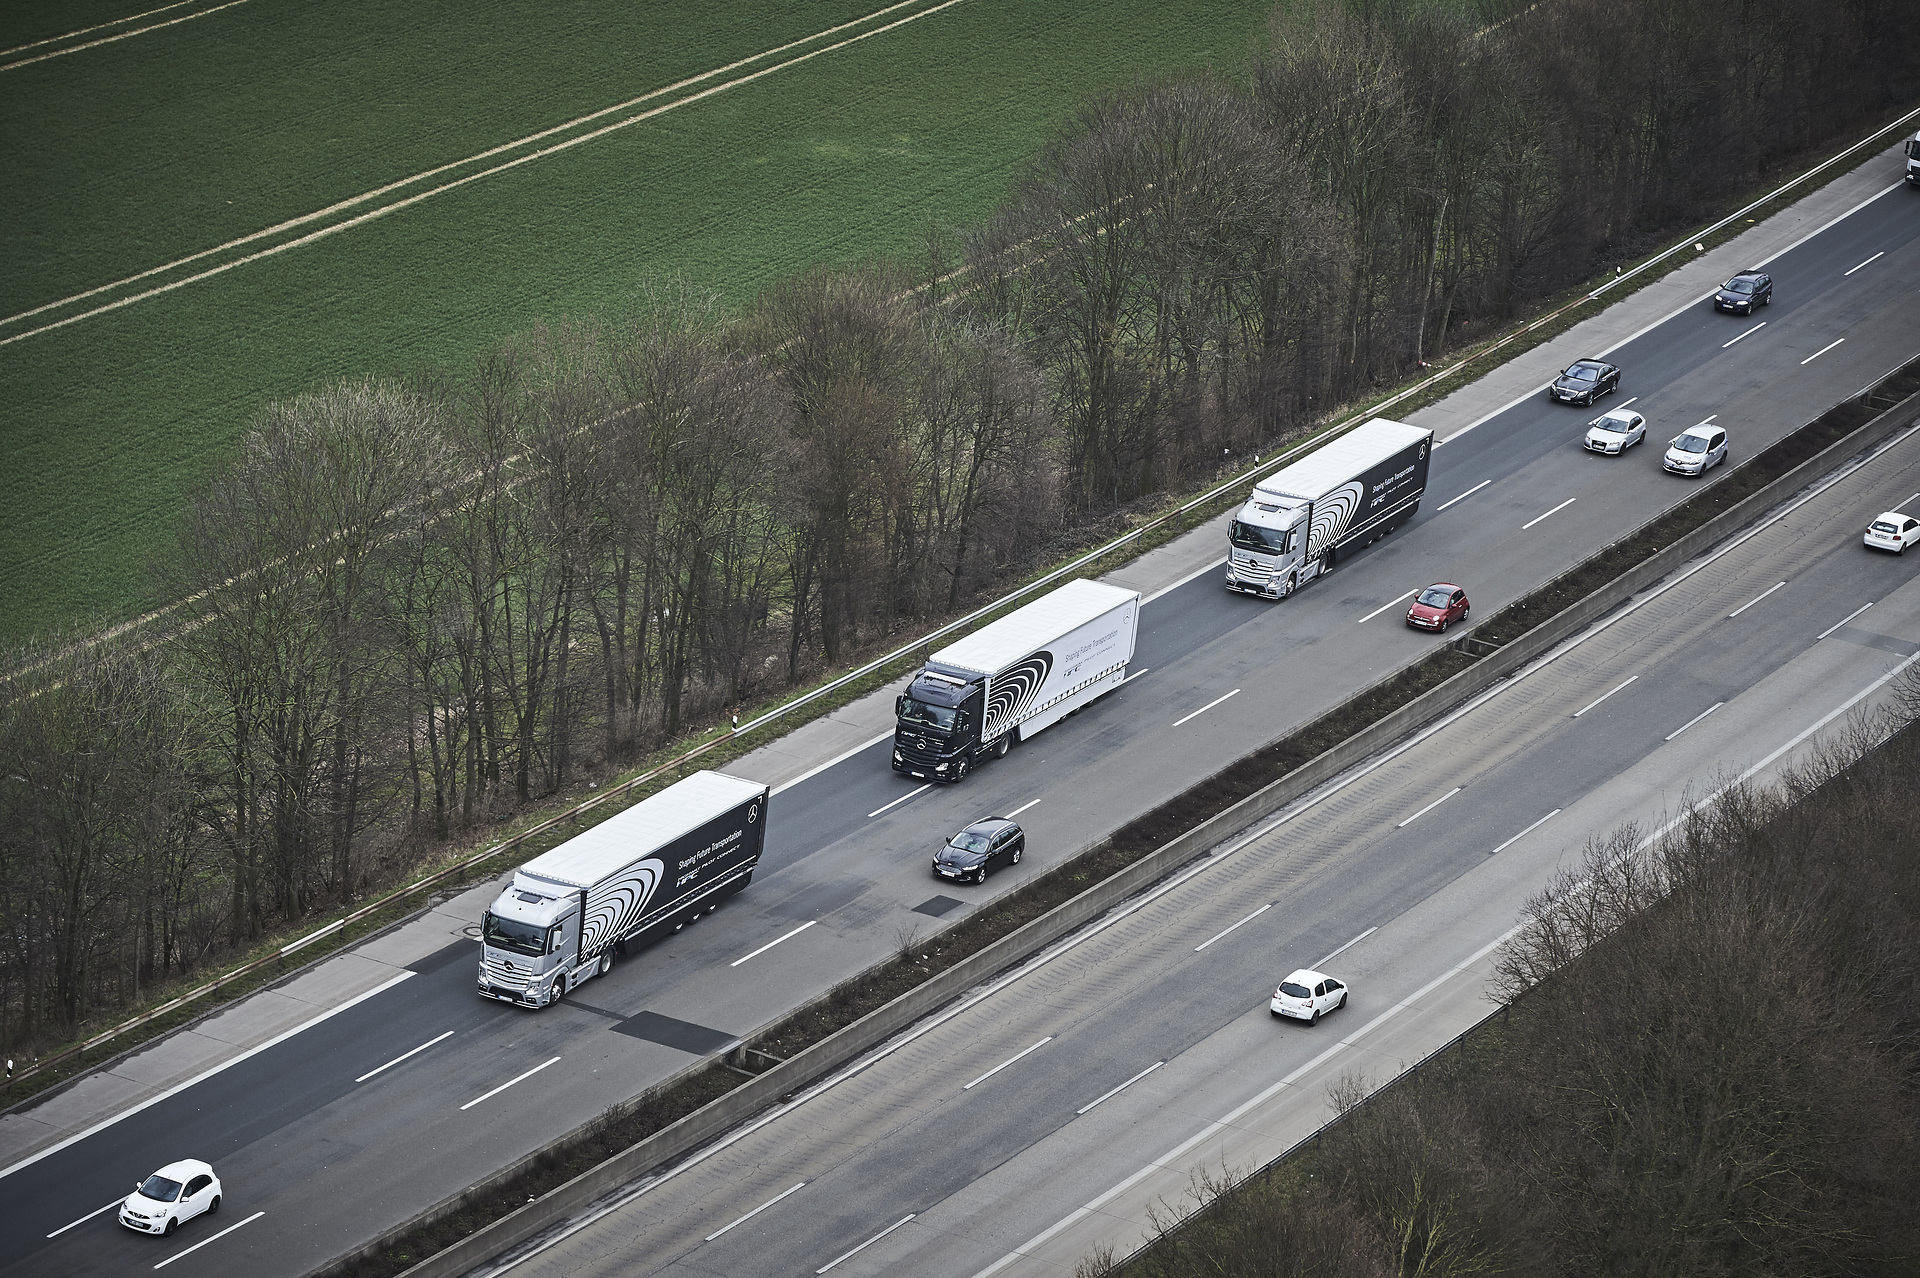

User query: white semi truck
[1907,129,1920,187]
[479,770,769,1008]
[1224,417,1434,600]
[893,578,1140,782]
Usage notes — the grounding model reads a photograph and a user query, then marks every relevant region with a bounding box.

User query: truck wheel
[598,950,614,977]
[994,735,1010,759]
[953,757,970,781]
[1277,573,1295,600]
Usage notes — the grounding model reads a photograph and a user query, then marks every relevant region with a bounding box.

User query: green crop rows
[0,0,1270,642]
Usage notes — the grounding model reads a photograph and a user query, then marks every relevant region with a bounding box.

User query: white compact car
[1864,511,1920,554]
[120,1160,221,1236]
[1662,424,1728,476]
[1583,408,1647,454]
[1270,968,1348,1024]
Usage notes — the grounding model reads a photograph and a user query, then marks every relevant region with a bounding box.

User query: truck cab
[1908,131,1920,187]
[479,875,583,1007]
[1226,498,1312,598]
[893,665,985,781]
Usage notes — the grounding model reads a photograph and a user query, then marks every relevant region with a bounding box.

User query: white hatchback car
[120,1160,221,1236]
[1864,511,1920,554]
[1583,408,1647,454]
[1270,968,1348,1024]
[1663,424,1728,476]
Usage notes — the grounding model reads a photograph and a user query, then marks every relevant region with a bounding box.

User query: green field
[0,0,1271,642]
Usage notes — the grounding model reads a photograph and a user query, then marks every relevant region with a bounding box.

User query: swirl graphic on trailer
[983,652,1053,736]
[1307,481,1365,555]
[579,859,664,956]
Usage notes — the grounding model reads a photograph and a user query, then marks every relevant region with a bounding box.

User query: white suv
[1663,424,1727,476]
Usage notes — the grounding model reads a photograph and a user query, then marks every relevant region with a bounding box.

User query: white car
[1269,968,1348,1024]
[1584,408,1647,454]
[119,1160,221,1236]
[1662,424,1728,476]
[1864,511,1920,554]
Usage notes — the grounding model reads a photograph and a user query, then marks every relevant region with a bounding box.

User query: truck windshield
[1230,520,1289,554]
[897,696,956,730]
[483,912,547,956]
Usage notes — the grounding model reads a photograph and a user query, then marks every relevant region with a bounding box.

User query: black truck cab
[893,664,985,782]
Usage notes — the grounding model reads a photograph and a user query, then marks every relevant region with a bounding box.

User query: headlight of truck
[935,762,948,771]
[893,750,902,761]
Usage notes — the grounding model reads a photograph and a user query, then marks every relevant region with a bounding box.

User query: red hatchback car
[1407,583,1469,632]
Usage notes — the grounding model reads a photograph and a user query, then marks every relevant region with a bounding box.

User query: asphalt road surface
[6,175,1917,1278]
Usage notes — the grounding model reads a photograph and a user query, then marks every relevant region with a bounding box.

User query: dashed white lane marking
[705,1182,807,1242]
[1521,497,1576,529]
[1489,809,1561,857]
[868,784,930,818]
[460,1057,561,1111]
[1357,589,1418,623]
[1728,581,1787,618]
[356,1030,455,1083]
[963,1038,1052,1091]
[1817,601,1874,639]
[1801,337,1845,365]
[1395,786,1461,829]
[153,1210,264,1269]
[1315,926,1378,968]
[47,1198,120,1238]
[1076,1061,1164,1116]
[731,921,816,968]
[1844,250,1884,276]
[1572,674,1638,718]
[1172,689,1239,727]
[817,1213,916,1273]
[1434,479,1491,511]
[1004,798,1042,819]
[1194,903,1271,952]
[1721,320,1767,349]
[1665,702,1725,741]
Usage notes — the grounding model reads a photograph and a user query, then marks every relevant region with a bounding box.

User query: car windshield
[139,1174,184,1202]
[1872,521,1899,533]
[1725,278,1755,293]
[1564,365,1597,381]
[898,696,956,731]
[1230,519,1289,554]
[1279,982,1312,999]
[1596,416,1633,432]
[482,912,547,956]
[1417,587,1453,606]
[950,830,992,853]
[1673,434,1710,453]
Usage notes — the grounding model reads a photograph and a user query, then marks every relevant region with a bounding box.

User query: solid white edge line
[1489,809,1561,857]
[1434,479,1491,511]
[1004,798,1042,819]
[968,926,1523,1278]
[1395,786,1461,829]
[1844,250,1884,276]
[355,1029,455,1083]
[867,784,930,819]
[1728,581,1788,617]
[1521,496,1576,530]
[1194,903,1272,951]
[1077,1061,1165,1116]
[459,1056,561,1111]
[1142,557,1227,604]
[962,1037,1052,1090]
[731,920,816,968]
[1801,337,1846,366]
[1172,688,1240,727]
[1722,320,1767,349]
[0,969,416,1183]
[1357,589,1419,624]
[771,730,895,796]
[1750,182,1905,272]
[705,1181,807,1242]
[1664,702,1724,741]
[1816,600,1873,639]
[816,1213,916,1273]
[47,1197,122,1238]
[1315,926,1378,969]
[1572,674,1638,718]
[152,1210,265,1269]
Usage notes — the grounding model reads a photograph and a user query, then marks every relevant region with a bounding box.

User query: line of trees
[5,0,1915,1054]
[1099,692,1920,1278]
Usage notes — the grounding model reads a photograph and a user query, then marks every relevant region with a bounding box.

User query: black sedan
[1713,270,1772,314]
[1549,358,1620,405]
[933,817,1025,884]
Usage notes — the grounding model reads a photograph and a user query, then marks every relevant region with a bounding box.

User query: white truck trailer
[892,578,1140,783]
[479,770,769,1008]
[1224,417,1434,600]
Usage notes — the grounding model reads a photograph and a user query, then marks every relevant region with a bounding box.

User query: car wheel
[1270,1008,1283,1019]
[1308,1008,1320,1026]
[164,1218,177,1237]
[1339,992,1348,1011]
[208,1195,220,1216]
[1438,617,1449,633]
[976,867,989,884]
[1011,844,1022,865]
[994,735,1010,759]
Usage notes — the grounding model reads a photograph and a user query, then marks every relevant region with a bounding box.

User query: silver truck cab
[479,877,582,1007]
[1226,499,1311,598]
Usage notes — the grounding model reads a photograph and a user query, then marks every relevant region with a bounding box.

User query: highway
[2,163,1915,1278]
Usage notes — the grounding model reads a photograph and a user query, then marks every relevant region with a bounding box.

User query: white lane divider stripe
[1816,601,1873,639]
[1395,786,1461,829]
[731,920,816,968]
[47,1198,121,1238]
[963,1037,1052,1091]
[1800,337,1845,365]
[868,784,929,818]
[705,1182,807,1242]
[1722,320,1766,348]
[817,1213,916,1273]
[1357,589,1418,623]
[1693,414,1720,427]
[153,1210,264,1269]
[1316,926,1378,969]
[1489,809,1561,857]
[1172,688,1239,727]
[1195,903,1271,952]
[459,1057,561,1111]
[356,1030,454,1083]
[1728,581,1787,617]
[1665,702,1724,741]
[1004,798,1042,819]
[1434,479,1490,512]
[1572,674,1638,718]
[1844,250,1884,275]
[1521,497,1576,530]
[1076,1061,1165,1116]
